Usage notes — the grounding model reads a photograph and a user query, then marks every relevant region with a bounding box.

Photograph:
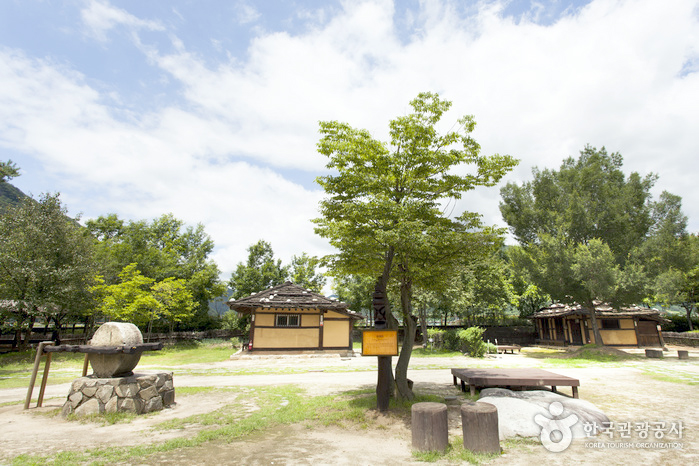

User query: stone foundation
[62,371,175,417]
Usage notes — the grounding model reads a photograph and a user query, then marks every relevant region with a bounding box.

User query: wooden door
[636,320,661,347]
[570,320,583,345]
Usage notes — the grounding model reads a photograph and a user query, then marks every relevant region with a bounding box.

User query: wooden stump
[645,349,663,358]
[411,402,448,452]
[461,402,501,454]
[678,350,689,360]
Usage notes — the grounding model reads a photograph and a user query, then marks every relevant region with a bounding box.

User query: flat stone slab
[62,371,175,417]
[478,388,609,440]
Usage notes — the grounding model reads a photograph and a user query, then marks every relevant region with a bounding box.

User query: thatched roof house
[530,302,665,347]
[226,282,360,354]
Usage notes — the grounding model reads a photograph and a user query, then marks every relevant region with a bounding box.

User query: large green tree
[0,193,97,347]
[500,146,685,344]
[314,92,517,399]
[333,274,374,325]
[504,246,551,318]
[289,252,326,293]
[226,240,288,334]
[228,240,288,300]
[87,213,224,329]
[92,264,197,337]
[653,234,699,330]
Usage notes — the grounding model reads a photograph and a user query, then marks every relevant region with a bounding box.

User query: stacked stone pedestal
[62,371,175,417]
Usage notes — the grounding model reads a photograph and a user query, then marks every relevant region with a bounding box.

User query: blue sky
[1,0,698,282]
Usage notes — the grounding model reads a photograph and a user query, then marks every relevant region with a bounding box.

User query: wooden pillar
[37,351,52,407]
[461,402,500,454]
[376,356,392,412]
[318,311,324,350]
[411,402,448,452]
[24,341,52,410]
[248,312,256,351]
[657,324,666,349]
[633,318,641,347]
[82,353,90,376]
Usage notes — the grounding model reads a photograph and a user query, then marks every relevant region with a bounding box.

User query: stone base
[62,371,175,417]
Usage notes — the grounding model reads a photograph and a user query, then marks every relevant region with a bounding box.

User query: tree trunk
[395,275,415,400]
[418,305,428,344]
[52,316,62,345]
[684,304,694,331]
[586,300,604,345]
[19,315,36,351]
[146,318,153,343]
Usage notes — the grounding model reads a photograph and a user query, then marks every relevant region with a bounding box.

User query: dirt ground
[1,347,697,465]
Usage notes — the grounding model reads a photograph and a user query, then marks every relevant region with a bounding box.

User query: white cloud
[80,0,165,41]
[234,1,261,25]
[3,0,699,278]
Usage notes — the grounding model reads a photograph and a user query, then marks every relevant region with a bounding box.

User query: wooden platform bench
[496,344,521,354]
[452,368,580,398]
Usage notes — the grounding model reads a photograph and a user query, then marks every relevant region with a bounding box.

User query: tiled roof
[531,302,664,321]
[226,281,360,318]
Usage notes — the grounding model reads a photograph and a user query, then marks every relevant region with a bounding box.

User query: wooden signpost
[366,285,395,412]
[361,330,398,356]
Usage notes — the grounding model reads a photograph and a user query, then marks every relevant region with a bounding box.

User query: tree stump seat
[461,402,501,454]
[411,402,448,452]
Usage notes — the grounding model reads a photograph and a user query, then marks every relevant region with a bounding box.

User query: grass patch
[412,437,501,464]
[641,369,699,386]
[66,411,141,425]
[139,340,234,367]
[411,434,539,463]
[0,350,87,389]
[0,340,236,390]
[412,348,463,358]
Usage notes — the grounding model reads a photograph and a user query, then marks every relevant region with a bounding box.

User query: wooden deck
[451,368,579,398]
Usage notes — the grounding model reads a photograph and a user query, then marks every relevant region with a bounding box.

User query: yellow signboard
[362,330,399,356]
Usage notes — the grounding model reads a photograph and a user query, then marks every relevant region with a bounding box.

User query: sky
[1,0,698,284]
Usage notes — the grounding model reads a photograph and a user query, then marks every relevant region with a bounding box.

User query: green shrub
[484,342,497,354]
[443,329,461,352]
[457,327,486,357]
[426,328,446,349]
[662,313,699,332]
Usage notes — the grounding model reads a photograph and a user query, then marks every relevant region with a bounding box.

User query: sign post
[365,286,395,412]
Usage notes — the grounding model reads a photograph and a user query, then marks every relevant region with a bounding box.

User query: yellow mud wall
[591,319,637,345]
[599,330,637,345]
[620,318,635,329]
[322,319,350,348]
[255,313,275,326]
[253,328,320,348]
[252,308,322,349]
[303,314,320,326]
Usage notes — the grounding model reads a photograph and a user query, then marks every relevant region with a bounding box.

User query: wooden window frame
[601,319,620,330]
[275,314,300,328]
